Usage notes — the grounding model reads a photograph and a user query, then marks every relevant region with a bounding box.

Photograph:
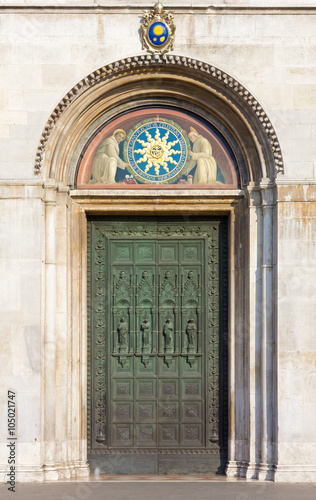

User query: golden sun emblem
[151,144,163,159]
[134,128,180,176]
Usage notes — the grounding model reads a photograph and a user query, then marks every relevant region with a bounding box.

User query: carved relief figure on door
[118,316,128,352]
[163,318,174,353]
[141,317,151,352]
[186,318,197,352]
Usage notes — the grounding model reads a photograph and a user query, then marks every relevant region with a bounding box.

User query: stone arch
[38,54,280,482]
[34,54,284,185]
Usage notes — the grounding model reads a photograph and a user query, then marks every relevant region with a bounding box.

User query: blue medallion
[127,121,188,184]
[148,21,169,47]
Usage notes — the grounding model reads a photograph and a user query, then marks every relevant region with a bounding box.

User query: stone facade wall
[0,2,315,180]
[276,183,316,481]
[0,0,315,483]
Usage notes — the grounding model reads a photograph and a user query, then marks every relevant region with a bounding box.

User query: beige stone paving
[1,480,316,500]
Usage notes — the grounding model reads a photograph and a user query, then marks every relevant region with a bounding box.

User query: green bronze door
[88,217,228,474]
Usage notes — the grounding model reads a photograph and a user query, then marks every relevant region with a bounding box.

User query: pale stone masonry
[0,0,315,483]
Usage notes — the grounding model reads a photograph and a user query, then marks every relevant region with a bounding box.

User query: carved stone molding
[2,4,315,14]
[34,54,284,177]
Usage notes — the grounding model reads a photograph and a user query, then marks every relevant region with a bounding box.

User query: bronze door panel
[88,217,228,474]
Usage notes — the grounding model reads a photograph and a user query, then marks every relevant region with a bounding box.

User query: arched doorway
[37,54,281,480]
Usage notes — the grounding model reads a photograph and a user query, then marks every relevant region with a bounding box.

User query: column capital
[246,184,262,207]
[42,180,58,204]
[260,182,275,206]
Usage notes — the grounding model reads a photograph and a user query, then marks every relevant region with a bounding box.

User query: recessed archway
[37,54,281,481]
[35,53,283,185]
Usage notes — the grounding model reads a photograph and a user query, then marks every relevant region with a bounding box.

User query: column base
[225,460,239,477]
[44,462,90,480]
[225,460,248,478]
[226,461,275,481]
[245,463,275,481]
